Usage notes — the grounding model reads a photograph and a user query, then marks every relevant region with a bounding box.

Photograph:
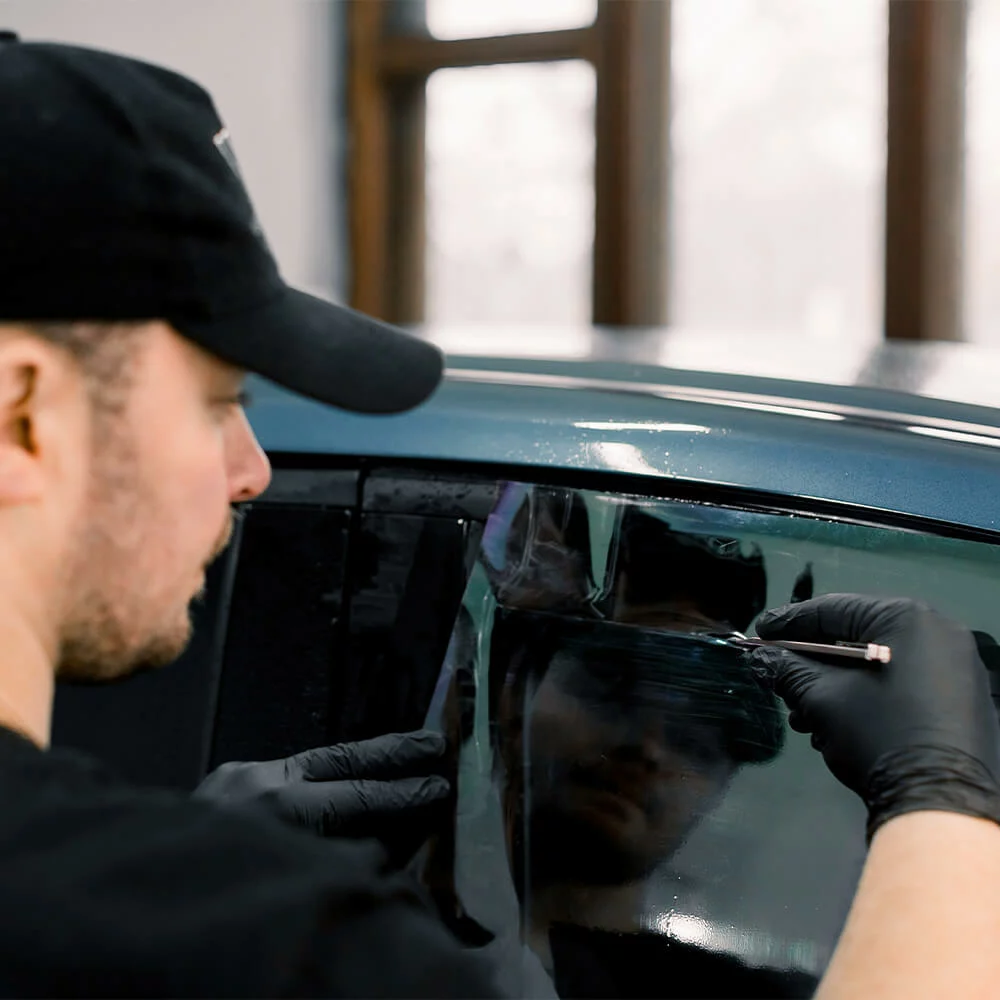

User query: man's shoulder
[0,728,498,996]
[0,725,395,896]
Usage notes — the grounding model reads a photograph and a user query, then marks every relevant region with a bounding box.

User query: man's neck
[0,614,54,747]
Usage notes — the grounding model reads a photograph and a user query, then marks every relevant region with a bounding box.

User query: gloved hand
[193,730,450,842]
[748,594,1000,840]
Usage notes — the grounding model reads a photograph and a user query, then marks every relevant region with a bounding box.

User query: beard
[55,411,232,683]
[56,592,195,684]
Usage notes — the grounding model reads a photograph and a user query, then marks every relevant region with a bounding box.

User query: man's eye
[214,390,252,409]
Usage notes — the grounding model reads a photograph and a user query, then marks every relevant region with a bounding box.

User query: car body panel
[248,328,1000,533]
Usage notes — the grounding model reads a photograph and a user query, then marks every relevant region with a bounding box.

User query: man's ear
[0,340,49,506]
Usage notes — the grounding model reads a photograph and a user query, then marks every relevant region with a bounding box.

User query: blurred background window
[670,0,886,346]
[3,0,991,346]
[965,0,1000,345]
[425,61,596,325]
[353,0,974,346]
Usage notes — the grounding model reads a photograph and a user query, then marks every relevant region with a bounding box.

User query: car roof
[248,327,1000,534]
[423,325,1000,413]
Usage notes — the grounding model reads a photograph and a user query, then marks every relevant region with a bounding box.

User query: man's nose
[228,412,272,503]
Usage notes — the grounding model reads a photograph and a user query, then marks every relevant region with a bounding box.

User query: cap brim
[175,287,444,414]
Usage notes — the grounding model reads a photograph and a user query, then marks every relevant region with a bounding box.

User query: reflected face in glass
[524,647,736,886]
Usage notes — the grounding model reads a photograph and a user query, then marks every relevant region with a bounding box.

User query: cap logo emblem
[212,126,266,241]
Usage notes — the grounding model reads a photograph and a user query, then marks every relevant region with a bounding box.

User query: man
[0,33,498,996]
[2,32,999,1000]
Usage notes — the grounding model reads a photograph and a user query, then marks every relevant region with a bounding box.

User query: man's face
[522,643,735,888]
[58,323,271,681]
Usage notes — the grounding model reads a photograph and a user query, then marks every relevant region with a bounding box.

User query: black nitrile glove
[193,730,450,844]
[748,594,1000,841]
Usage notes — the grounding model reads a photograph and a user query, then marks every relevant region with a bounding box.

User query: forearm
[816,811,1000,1000]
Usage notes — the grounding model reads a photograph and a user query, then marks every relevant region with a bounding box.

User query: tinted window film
[211,470,489,764]
[209,503,351,766]
[326,470,495,743]
[423,484,1000,999]
[334,512,484,742]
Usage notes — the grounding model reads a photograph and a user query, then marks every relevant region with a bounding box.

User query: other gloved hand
[748,594,1000,840]
[193,730,450,841]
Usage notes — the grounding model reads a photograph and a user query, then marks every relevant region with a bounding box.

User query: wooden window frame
[884,0,968,341]
[349,0,970,341]
[347,0,670,326]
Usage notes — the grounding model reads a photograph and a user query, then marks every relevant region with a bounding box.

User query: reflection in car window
[422,485,1000,998]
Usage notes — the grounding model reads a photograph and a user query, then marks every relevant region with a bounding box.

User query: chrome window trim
[445,368,1000,446]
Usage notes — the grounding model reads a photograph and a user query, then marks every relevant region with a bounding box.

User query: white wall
[1,0,346,299]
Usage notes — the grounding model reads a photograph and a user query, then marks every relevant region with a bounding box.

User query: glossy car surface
[250,327,1000,531]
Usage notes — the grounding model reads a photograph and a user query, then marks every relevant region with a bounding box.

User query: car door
[49,458,1000,998]
[397,473,1000,998]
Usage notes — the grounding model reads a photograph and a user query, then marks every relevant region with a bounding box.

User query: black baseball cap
[0,32,443,414]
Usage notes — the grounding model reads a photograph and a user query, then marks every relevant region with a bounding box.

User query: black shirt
[0,727,501,997]
[548,924,818,998]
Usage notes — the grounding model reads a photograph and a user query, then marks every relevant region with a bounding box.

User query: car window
[332,507,484,742]
[209,500,353,767]
[422,482,1000,999]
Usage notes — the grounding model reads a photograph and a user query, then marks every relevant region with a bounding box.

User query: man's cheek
[189,455,232,543]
